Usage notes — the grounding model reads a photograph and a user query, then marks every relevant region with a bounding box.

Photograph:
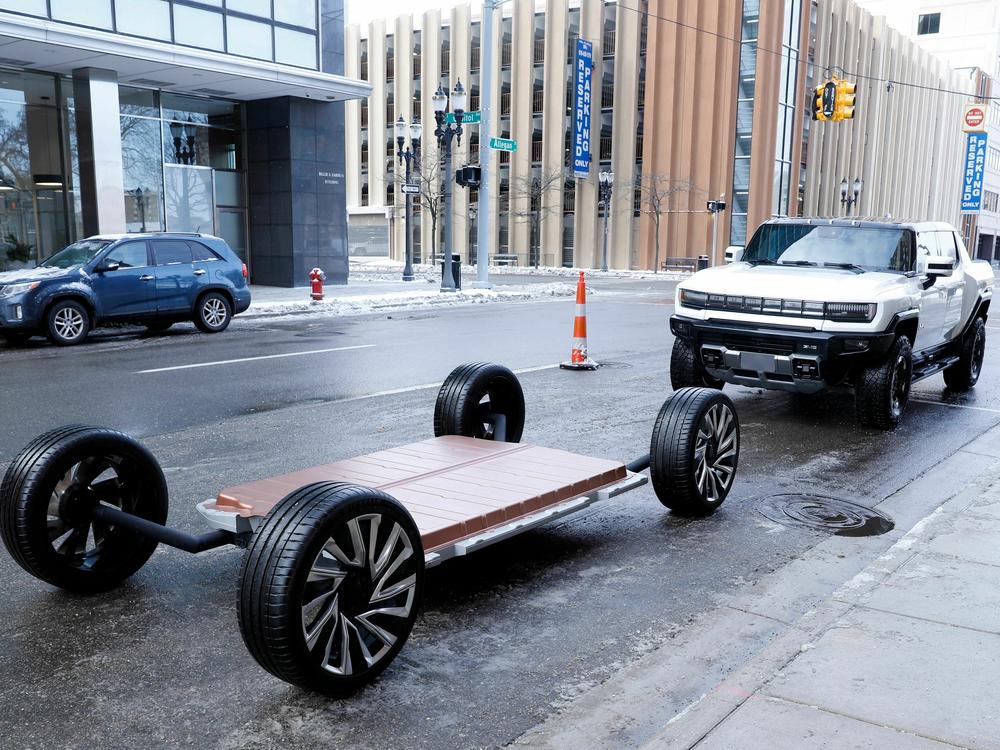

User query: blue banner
[572,39,593,178]
[961,131,989,213]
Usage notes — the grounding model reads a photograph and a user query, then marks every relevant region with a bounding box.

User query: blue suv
[0,233,251,346]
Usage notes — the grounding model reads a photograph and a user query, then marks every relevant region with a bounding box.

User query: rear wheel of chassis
[238,482,424,694]
[434,362,525,442]
[649,388,740,516]
[670,338,724,391]
[0,426,168,592]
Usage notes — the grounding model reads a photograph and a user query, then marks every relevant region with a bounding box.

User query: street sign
[445,111,481,124]
[961,131,988,213]
[572,39,594,177]
[489,137,517,152]
[401,183,420,195]
[963,103,987,133]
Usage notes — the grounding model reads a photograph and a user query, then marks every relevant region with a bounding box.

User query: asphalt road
[2,276,999,749]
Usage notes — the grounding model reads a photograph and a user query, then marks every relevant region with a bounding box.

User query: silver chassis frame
[196,471,650,566]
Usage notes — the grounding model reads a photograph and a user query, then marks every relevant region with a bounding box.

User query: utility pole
[707,193,726,267]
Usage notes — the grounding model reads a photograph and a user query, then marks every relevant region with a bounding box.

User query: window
[189,242,221,262]
[0,1,47,17]
[989,147,1000,171]
[935,231,958,261]
[985,190,1000,213]
[227,16,273,60]
[105,241,149,268]
[153,240,193,265]
[51,0,113,29]
[115,0,171,40]
[227,0,270,18]
[276,27,317,68]
[274,0,317,28]
[173,4,225,51]
[917,12,940,35]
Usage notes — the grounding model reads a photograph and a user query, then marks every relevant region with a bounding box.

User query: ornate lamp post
[433,79,466,292]
[395,115,422,282]
[598,170,614,272]
[840,176,863,216]
[169,118,198,164]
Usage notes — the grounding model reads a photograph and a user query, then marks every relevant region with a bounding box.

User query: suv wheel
[46,300,90,346]
[943,317,986,391]
[855,336,912,429]
[194,293,232,334]
[670,338,724,391]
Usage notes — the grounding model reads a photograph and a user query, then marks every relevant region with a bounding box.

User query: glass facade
[0,0,322,69]
[773,0,802,218]
[730,0,759,245]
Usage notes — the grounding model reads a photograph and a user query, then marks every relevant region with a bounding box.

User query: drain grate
[757,494,894,537]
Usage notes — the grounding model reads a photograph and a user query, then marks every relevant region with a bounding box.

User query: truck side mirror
[917,255,953,287]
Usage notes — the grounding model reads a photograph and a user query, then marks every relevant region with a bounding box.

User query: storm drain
[757,494,894,537]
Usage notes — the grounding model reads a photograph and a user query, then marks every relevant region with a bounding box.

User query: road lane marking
[911,398,1000,415]
[136,345,376,374]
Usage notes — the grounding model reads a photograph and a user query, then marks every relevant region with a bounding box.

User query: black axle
[90,504,235,553]
[626,453,651,473]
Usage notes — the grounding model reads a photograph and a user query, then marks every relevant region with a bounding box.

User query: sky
[347,0,468,26]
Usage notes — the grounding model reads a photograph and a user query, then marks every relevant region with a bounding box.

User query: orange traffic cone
[560,271,599,371]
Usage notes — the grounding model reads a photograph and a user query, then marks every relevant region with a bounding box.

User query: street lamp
[132,186,150,232]
[395,115,422,282]
[598,170,614,272]
[169,118,198,165]
[434,79,466,292]
[841,177,863,216]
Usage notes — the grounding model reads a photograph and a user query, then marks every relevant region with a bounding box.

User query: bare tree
[636,174,698,273]
[510,168,565,267]
[384,146,447,263]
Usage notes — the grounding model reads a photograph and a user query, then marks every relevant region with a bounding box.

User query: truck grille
[703,332,796,356]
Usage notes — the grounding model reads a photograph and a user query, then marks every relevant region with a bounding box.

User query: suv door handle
[139,275,154,281]
[193,269,207,276]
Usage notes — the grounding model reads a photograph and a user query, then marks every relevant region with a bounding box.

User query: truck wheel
[434,362,525,442]
[46,300,90,346]
[943,317,986,391]
[649,388,739,516]
[0,426,168,593]
[238,482,424,694]
[194,292,232,333]
[855,336,912,429]
[670,338,724,391]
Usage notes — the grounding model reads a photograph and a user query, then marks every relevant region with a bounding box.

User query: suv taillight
[241,263,248,279]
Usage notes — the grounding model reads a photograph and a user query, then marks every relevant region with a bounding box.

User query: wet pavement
[1,275,999,748]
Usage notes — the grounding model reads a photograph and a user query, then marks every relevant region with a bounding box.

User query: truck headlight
[0,282,39,298]
[678,289,708,309]
[825,302,876,322]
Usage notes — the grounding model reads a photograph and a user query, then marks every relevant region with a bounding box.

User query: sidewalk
[514,429,1000,750]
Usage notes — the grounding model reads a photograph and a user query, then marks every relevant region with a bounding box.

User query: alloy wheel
[694,403,738,503]
[891,353,911,417]
[972,327,985,379]
[53,307,85,341]
[301,513,419,676]
[203,298,227,328]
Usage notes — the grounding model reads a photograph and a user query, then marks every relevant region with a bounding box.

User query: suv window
[104,241,148,268]
[153,240,193,266]
[935,231,958,262]
[744,224,914,272]
[189,241,221,262]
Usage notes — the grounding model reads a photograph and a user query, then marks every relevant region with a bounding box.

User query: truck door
[913,231,948,351]
[937,231,966,342]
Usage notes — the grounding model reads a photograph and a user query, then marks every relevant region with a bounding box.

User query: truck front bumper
[670,316,896,393]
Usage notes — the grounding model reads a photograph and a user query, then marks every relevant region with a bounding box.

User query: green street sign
[445,111,481,124]
[489,137,517,152]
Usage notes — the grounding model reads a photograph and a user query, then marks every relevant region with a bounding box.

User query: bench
[661,256,696,272]
[491,253,519,266]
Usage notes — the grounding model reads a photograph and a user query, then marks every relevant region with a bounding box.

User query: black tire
[0,331,31,345]
[144,321,173,333]
[855,336,912,429]
[434,362,525,442]
[670,338,724,391]
[194,292,232,333]
[45,299,90,346]
[650,388,740,516]
[943,317,986,391]
[238,482,424,694]
[0,426,168,593]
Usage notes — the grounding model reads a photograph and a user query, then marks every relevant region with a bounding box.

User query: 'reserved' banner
[572,39,593,179]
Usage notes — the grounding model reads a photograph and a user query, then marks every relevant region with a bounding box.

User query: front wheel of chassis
[0,426,168,592]
[434,362,525,442]
[649,388,740,516]
[238,482,425,694]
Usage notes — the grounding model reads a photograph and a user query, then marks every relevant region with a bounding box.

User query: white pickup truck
[670,218,994,428]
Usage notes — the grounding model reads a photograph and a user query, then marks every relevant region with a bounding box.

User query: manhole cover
[757,494,894,537]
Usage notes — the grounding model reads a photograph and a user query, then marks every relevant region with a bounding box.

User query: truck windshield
[743,224,913,272]
[40,239,113,269]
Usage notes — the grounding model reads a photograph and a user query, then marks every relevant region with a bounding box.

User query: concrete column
[609,1,641,269]
[393,14,414,263]
[420,9,443,261]
[573,0,603,269]
[72,68,126,236]
[508,0,533,265]
[367,20,387,211]
[540,0,568,269]
[344,25,362,209]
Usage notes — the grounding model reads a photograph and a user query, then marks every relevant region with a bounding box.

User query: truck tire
[670,338,724,391]
[855,336,912,429]
[0,426,168,592]
[238,482,424,694]
[943,317,986,391]
[46,299,91,346]
[434,362,525,442]
[649,388,739,516]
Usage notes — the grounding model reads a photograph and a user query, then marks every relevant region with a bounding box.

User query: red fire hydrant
[309,267,326,301]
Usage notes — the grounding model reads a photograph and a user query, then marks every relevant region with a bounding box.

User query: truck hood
[0,265,77,285]
[679,263,909,302]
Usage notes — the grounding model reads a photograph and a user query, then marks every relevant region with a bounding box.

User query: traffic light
[812,80,837,121]
[455,165,481,188]
[834,79,856,120]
